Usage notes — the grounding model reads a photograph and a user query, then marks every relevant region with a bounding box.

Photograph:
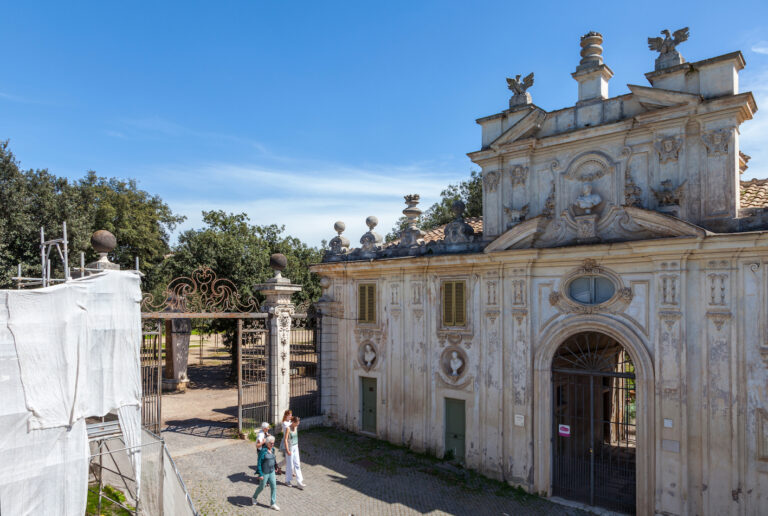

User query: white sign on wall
[558,424,571,437]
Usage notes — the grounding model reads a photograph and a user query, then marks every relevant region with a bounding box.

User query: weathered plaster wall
[313,234,768,515]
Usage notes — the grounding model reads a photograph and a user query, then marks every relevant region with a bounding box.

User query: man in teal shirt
[253,435,280,511]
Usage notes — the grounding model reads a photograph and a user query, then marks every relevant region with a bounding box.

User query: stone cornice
[309,231,768,275]
[644,51,745,84]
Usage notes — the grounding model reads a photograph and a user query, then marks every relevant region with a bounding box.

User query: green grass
[86,485,135,515]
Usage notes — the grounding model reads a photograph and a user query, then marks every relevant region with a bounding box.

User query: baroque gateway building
[310,30,768,515]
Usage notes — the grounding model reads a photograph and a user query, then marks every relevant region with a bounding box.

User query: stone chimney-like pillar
[254,254,302,425]
[572,31,613,104]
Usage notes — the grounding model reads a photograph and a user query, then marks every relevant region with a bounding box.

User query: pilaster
[254,255,302,425]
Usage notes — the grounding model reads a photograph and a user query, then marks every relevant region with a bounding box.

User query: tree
[386,170,483,241]
[155,211,323,380]
[0,141,184,289]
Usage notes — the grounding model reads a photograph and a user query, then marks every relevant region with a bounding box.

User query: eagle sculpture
[647,27,689,54]
[506,72,534,95]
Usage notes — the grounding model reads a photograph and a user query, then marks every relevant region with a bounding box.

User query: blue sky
[1,1,767,246]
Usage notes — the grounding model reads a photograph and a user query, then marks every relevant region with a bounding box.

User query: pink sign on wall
[558,424,571,437]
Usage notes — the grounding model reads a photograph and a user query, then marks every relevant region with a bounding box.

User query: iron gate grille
[238,317,269,431]
[551,332,636,514]
[140,320,163,434]
[289,314,320,419]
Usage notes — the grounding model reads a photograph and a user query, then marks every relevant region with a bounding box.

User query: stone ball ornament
[269,253,287,271]
[91,230,117,254]
[334,221,346,235]
[365,216,378,230]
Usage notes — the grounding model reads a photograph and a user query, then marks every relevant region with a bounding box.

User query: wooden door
[444,398,466,462]
[361,377,377,433]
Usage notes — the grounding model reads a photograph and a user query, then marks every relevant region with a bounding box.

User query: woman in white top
[276,409,292,474]
[284,416,305,488]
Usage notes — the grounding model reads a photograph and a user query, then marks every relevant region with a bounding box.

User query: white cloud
[156,157,469,246]
[751,42,768,55]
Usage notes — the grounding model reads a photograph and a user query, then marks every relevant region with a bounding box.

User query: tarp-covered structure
[0,271,143,515]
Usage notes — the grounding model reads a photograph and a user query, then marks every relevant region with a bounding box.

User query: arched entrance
[551,331,636,514]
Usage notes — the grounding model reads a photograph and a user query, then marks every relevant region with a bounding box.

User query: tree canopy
[156,210,321,307]
[0,141,184,289]
[386,170,482,241]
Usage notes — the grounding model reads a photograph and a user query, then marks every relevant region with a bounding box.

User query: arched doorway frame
[533,314,655,515]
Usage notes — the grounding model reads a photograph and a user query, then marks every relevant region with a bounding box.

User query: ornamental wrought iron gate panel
[140,266,266,434]
[238,317,270,433]
[140,320,163,434]
[289,313,320,419]
[551,332,637,515]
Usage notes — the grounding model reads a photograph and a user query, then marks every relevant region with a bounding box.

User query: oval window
[568,276,615,305]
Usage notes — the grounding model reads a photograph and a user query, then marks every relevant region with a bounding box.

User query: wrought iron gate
[551,332,637,514]
[289,313,320,418]
[140,320,163,434]
[140,266,264,434]
[238,317,270,432]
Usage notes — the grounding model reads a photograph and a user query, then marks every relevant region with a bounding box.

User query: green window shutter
[443,282,454,326]
[358,284,366,322]
[454,281,466,326]
[367,284,376,323]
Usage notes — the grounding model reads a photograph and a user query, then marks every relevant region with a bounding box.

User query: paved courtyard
[161,352,590,516]
[163,423,588,516]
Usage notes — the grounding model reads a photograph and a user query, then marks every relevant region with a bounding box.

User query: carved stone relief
[510,165,528,187]
[563,152,615,182]
[512,279,525,306]
[708,273,728,306]
[624,168,643,208]
[505,204,529,228]
[542,182,556,219]
[655,137,682,163]
[484,170,501,192]
[702,129,730,156]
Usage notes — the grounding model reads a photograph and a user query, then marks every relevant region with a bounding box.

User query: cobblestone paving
[164,424,588,516]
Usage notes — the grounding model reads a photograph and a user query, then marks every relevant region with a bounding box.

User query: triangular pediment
[627,84,701,110]
[488,108,547,150]
[484,206,708,252]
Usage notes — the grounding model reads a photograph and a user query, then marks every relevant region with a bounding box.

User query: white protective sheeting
[0,271,142,516]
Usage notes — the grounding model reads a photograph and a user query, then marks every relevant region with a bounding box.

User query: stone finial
[572,31,613,103]
[88,230,119,270]
[506,73,534,109]
[360,215,383,256]
[647,27,689,71]
[578,31,604,71]
[326,220,350,260]
[399,195,425,248]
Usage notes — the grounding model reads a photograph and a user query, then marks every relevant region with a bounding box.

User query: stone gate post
[255,254,302,425]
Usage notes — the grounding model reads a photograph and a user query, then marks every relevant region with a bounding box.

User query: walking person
[276,409,292,474]
[252,436,280,511]
[284,416,305,488]
[256,421,270,450]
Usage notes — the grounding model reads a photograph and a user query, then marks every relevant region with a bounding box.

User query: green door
[361,377,377,433]
[445,398,466,462]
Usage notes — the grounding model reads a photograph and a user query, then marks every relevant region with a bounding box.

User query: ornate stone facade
[312,29,768,516]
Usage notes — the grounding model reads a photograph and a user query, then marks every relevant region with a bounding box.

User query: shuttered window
[358,283,376,323]
[443,281,467,327]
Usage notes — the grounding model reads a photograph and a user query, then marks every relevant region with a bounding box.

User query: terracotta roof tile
[741,178,768,209]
